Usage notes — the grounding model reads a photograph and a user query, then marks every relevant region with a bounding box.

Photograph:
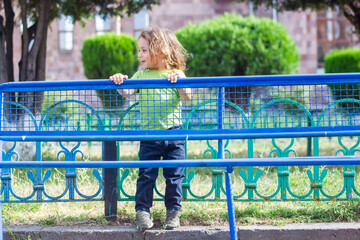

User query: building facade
[10,0,358,81]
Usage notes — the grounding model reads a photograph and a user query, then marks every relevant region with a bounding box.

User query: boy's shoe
[163,210,181,230]
[136,211,153,230]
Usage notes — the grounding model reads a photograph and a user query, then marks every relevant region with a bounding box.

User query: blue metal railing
[2,73,360,240]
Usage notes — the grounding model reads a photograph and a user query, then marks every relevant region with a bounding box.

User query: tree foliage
[236,0,360,36]
[0,0,159,119]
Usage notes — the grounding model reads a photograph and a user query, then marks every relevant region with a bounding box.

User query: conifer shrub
[176,13,300,110]
[325,48,360,112]
[81,33,139,108]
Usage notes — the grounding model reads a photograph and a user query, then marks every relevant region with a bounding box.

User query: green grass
[3,167,360,227]
[3,137,360,227]
[3,197,360,227]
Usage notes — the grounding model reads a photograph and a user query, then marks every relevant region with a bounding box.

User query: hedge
[176,13,300,109]
[81,33,139,108]
[325,48,360,112]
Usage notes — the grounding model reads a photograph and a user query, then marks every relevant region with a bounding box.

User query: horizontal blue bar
[1,73,360,92]
[1,127,360,141]
[1,156,360,168]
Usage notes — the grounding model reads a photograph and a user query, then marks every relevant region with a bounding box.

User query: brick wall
[278,10,318,74]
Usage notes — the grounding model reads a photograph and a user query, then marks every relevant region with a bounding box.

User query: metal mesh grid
[1,81,360,133]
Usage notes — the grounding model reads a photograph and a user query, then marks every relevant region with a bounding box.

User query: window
[249,1,254,16]
[58,15,74,51]
[95,14,111,35]
[317,7,356,67]
[272,0,277,22]
[134,8,149,38]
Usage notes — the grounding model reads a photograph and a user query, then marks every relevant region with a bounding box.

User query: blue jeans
[135,139,185,212]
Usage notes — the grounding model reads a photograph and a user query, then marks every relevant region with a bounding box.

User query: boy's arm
[178,88,192,100]
[109,73,136,97]
[167,72,192,100]
[116,88,136,96]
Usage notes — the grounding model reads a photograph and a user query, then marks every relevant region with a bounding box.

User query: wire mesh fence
[1,75,360,136]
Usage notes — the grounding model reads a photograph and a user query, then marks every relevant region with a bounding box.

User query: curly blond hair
[139,26,188,72]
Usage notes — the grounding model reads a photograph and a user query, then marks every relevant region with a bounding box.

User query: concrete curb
[3,223,360,240]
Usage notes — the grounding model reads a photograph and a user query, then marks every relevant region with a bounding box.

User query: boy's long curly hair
[139,26,188,72]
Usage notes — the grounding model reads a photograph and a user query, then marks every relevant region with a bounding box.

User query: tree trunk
[17,0,51,120]
[35,20,47,111]
[2,0,16,121]
[19,0,29,83]
[0,16,8,85]
[341,1,360,36]
[225,86,252,111]
[4,0,14,83]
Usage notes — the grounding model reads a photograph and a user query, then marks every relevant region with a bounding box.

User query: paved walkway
[3,222,360,240]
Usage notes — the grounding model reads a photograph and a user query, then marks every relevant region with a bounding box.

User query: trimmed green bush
[176,13,300,108]
[325,48,360,112]
[81,33,139,108]
[325,48,360,73]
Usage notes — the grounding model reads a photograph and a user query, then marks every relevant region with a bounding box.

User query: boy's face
[138,37,164,70]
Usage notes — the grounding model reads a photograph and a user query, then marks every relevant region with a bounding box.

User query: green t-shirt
[131,69,185,130]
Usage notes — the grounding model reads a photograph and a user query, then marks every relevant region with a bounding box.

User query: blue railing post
[216,87,226,200]
[225,166,237,240]
[65,153,77,200]
[1,144,12,203]
[218,87,225,157]
[218,86,225,164]
[218,87,238,240]
[217,86,225,198]
[35,142,44,201]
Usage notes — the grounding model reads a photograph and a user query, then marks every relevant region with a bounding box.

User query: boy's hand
[167,72,191,100]
[109,73,128,85]
[167,72,180,83]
